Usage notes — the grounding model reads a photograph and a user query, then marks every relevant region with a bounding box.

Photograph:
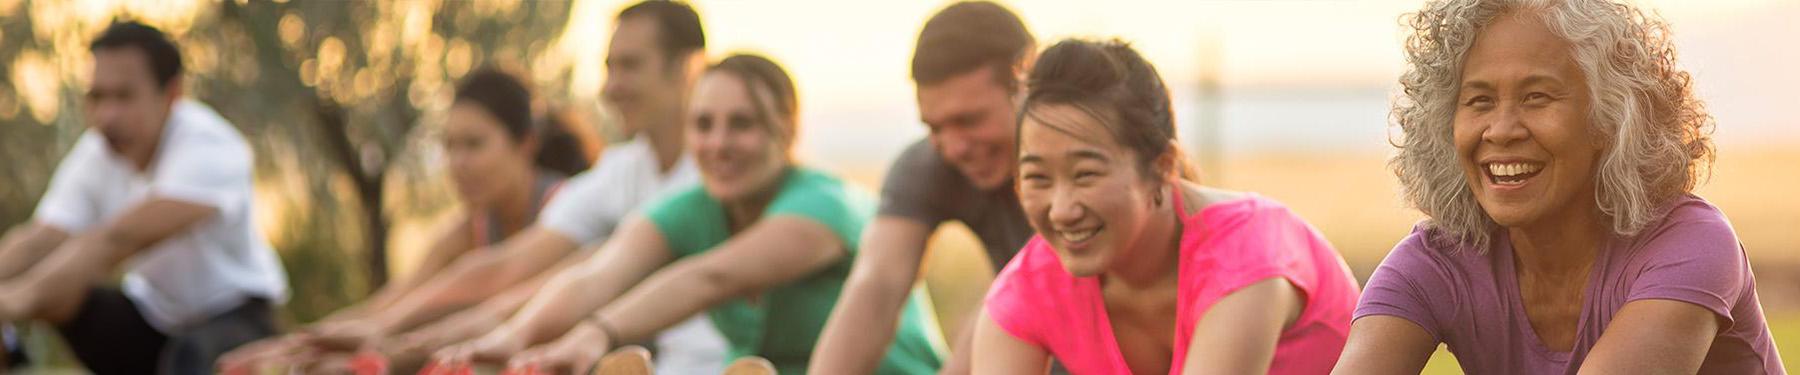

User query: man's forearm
[0,224,69,280]
[809,275,914,374]
[7,234,128,322]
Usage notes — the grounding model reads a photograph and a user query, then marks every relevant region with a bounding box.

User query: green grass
[1419,313,1799,374]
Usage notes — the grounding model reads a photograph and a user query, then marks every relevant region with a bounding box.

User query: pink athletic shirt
[984,193,1360,374]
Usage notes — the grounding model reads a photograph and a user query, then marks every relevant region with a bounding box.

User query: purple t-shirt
[1356,195,1783,374]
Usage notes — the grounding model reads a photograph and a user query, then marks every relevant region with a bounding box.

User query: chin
[702,183,746,201]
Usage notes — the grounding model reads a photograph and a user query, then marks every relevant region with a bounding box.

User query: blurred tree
[0,0,581,323]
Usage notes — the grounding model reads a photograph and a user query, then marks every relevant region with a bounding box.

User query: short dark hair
[1020,39,1193,181]
[89,21,183,89]
[911,1,1034,91]
[617,1,706,64]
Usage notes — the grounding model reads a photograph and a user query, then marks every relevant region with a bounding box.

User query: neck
[1508,204,1607,278]
[1103,186,1184,289]
[644,106,687,173]
[723,167,789,232]
[127,141,159,172]
[128,102,176,172]
[493,169,538,234]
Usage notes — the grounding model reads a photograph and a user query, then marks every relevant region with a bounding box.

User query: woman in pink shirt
[972,39,1361,374]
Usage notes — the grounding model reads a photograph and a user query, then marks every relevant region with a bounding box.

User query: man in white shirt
[301,2,727,373]
[0,21,288,375]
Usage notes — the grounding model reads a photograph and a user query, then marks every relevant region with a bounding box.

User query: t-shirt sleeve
[151,127,252,214]
[876,140,951,226]
[641,185,723,258]
[1623,204,1747,327]
[33,133,108,232]
[1191,202,1329,320]
[767,172,873,255]
[538,168,622,244]
[981,238,1050,347]
[1353,228,1452,342]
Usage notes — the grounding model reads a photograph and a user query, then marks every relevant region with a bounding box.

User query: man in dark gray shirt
[810,2,1036,373]
[879,140,1033,268]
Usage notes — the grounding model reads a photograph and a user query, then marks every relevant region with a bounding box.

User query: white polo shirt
[33,99,289,333]
[538,136,699,244]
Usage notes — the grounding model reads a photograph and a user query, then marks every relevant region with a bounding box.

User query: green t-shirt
[643,166,943,375]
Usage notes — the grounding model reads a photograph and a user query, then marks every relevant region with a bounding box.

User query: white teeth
[1059,228,1098,242]
[1486,162,1542,177]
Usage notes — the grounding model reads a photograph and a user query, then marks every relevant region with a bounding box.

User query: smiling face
[442,102,534,209]
[1017,104,1164,277]
[1454,13,1603,230]
[917,67,1020,191]
[687,71,789,202]
[602,16,688,134]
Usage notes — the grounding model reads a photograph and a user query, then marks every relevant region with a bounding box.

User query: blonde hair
[1390,0,1714,251]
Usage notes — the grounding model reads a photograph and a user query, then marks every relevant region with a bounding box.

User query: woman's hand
[431,326,533,371]
[215,335,302,374]
[504,322,613,375]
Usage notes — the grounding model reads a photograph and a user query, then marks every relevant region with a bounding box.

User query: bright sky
[549,0,1799,164]
[13,0,1793,161]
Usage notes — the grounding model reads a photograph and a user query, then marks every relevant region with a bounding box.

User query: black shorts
[56,288,276,375]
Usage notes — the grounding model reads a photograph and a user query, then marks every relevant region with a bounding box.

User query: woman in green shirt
[431,54,942,375]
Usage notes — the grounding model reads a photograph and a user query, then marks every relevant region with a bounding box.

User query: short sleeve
[641,185,726,258]
[876,140,951,226]
[33,132,109,232]
[981,238,1052,347]
[150,111,253,213]
[1192,202,1320,308]
[1623,204,1746,327]
[767,170,875,255]
[538,169,623,244]
[1354,229,1452,343]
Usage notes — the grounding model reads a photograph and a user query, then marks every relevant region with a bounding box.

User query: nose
[602,79,629,105]
[696,122,729,155]
[937,132,972,161]
[446,148,472,172]
[1047,186,1086,228]
[91,102,124,131]
[1481,104,1530,146]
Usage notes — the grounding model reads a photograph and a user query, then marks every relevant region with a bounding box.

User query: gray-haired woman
[1333,0,1783,374]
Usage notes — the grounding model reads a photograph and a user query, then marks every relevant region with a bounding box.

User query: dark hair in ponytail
[454,68,592,176]
[533,109,594,176]
[1019,38,1197,181]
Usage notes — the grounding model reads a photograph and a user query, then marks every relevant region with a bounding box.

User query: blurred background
[1,0,1794,373]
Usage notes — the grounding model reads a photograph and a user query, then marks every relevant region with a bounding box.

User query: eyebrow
[1019,149,1112,164]
[1518,74,1566,89]
[922,106,981,126]
[1461,73,1565,92]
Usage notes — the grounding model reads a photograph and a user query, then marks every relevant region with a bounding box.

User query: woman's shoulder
[770,166,877,216]
[990,236,1077,297]
[1620,194,1742,262]
[986,235,1079,325]
[643,182,719,222]
[1185,189,1317,255]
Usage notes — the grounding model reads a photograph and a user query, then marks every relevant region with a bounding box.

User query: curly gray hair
[1389,0,1714,251]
